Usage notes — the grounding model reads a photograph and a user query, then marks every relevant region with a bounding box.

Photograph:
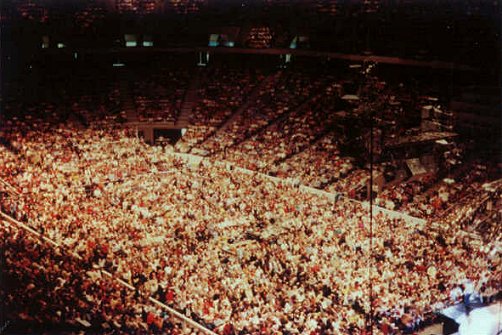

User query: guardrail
[0,178,21,196]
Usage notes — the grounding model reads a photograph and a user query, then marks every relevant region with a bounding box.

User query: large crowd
[1,60,500,335]
[0,223,198,335]
[176,67,265,152]
[173,68,431,201]
[375,153,501,228]
[1,110,500,334]
[201,70,338,164]
[221,80,341,172]
[272,132,355,189]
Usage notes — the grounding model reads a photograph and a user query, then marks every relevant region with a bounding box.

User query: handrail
[0,178,21,196]
[0,211,219,335]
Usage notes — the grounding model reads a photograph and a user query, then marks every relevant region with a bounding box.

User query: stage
[457,303,501,335]
[422,302,502,335]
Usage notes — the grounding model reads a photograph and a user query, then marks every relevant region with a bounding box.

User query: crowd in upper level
[132,67,190,123]
[3,64,499,223]
[176,67,264,151]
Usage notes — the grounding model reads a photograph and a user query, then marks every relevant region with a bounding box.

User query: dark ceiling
[1,0,501,71]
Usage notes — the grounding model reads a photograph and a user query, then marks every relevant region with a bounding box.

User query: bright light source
[125,34,137,47]
[289,36,298,49]
[57,43,65,48]
[208,34,219,47]
[41,35,49,49]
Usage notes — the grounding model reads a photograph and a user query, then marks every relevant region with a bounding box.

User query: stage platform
[419,302,501,335]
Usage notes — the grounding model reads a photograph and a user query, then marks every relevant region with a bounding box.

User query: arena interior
[0,1,501,335]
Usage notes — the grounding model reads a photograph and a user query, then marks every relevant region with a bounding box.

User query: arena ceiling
[1,0,500,72]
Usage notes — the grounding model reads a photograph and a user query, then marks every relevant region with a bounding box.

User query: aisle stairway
[117,71,138,122]
[175,70,200,128]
